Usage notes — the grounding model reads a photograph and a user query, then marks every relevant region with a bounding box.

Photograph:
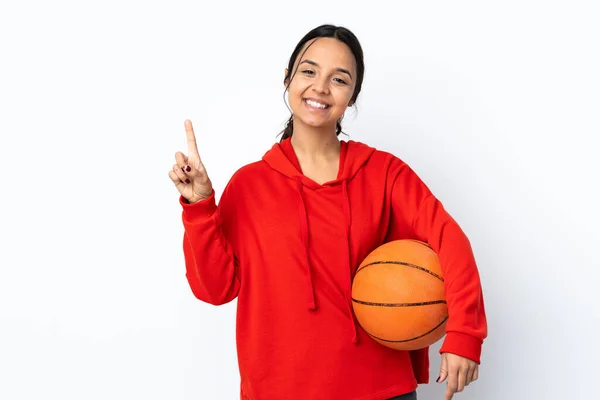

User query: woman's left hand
[438,352,479,399]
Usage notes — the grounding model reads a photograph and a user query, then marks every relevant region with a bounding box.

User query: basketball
[351,239,448,351]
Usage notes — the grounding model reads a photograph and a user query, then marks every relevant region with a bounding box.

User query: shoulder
[347,140,430,193]
[225,160,266,185]
[223,158,275,194]
[347,139,410,171]
[232,160,267,179]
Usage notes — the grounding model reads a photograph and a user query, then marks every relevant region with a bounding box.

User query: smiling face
[285,37,357,133]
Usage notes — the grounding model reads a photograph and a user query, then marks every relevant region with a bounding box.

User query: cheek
[333,90,353,109]
[287,83,309,109]
[288,81,308,97]
[338,85,355,102]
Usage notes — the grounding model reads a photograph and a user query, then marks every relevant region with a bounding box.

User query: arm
[389,162,488,363]
[179,178,241,306]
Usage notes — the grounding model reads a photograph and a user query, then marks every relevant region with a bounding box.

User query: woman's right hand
[168,119,213,204]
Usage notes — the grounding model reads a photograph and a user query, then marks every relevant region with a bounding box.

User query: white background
[1,0,599,399]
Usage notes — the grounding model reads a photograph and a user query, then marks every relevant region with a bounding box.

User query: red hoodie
[179,137,487,400]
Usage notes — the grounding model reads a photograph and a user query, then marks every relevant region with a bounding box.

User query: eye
[334,78,347,85]
[301,70,315,75]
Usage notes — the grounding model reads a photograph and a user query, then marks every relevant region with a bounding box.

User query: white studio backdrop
[1,1,599,399]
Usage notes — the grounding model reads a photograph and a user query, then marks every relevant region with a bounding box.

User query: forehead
[297,37,356,71]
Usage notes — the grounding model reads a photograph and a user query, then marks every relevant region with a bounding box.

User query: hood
[262,138,376,187]
[262,138,376,344]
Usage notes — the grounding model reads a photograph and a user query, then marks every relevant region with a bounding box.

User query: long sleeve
[389,162,488,364]
[179,177,241,306]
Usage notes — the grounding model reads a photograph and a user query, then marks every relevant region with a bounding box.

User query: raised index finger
[184,119,200,158]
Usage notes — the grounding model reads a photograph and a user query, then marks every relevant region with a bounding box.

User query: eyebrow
[299,59,353,80]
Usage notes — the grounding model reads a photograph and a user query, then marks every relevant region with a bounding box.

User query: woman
[168,24,487,400]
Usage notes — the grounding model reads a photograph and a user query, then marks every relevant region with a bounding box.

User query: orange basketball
[351,239,448,351]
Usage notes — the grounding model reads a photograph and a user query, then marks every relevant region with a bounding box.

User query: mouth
[303,98,331,110]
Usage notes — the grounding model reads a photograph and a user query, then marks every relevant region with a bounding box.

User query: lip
[303,97,331,107]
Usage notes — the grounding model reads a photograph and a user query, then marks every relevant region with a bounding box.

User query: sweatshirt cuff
[439,331,483,364]
[179,190,217,221]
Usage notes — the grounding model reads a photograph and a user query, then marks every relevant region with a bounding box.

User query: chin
[294,110,339,128]
[296,116,337,130]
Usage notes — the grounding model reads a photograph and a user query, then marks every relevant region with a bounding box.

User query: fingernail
[185,178,190,184]
[436,376,440,382]
[185,165,191,172]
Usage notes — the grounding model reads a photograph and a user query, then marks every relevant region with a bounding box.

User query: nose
[312,75,330,95]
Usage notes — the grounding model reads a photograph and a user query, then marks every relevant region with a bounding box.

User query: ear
[284,68,289,86]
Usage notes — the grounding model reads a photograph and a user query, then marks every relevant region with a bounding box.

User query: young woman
[169,24,487,400]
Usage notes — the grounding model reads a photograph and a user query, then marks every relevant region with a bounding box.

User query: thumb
[438,353,448,383]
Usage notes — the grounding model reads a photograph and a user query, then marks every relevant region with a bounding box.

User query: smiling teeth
[306,100,328,109]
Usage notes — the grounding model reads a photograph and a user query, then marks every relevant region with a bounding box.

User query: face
[285,37,357,132]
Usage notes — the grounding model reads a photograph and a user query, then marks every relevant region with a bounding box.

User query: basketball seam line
[351,298,447,307]
[356,261,444,282]
[364,316,449,343]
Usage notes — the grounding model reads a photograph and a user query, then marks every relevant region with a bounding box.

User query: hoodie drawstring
[341,180,358,343]
[296,177,316,310]
[295,177,358,343]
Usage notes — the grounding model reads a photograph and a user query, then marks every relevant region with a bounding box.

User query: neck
[289,120,340,158]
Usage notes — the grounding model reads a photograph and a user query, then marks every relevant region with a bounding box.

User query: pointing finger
[184,119,200,159]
